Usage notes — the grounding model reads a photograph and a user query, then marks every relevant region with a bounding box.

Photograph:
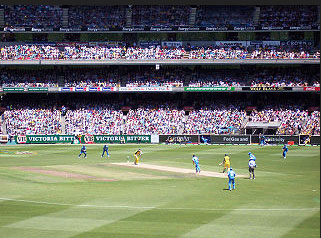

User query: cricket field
[0,144,319,238]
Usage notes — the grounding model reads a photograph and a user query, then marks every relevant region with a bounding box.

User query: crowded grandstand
[0,65,319,88]
[1,93,319,137]
[0,4,320,145]
[1,5,319,30]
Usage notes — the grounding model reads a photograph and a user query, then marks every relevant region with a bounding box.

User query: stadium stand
[2,5,319,29]
[131,5,190,27]
[0,45,319,60]
[258,6,319,29]
[65,107,123,135]
[4,108,62,135]
[4,5,63,29]
[0,66,319,88]
[124,106,185,135]
[2,94,319,136]
[195,6,255,28]
[0,5,319,141]
[67,6,127,29]
[183,104,247,134]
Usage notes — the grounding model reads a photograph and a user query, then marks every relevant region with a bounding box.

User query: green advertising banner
[184,87,235,92]
[27,87,49,92]
[15,135,75,144]
[81,135,151,144]
[3,87,25,92]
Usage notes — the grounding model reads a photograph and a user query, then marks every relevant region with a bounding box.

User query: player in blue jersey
[259,134,266,146]
[78,145,87,158]
[201,136,208,144]
[192,154,200,174]
[282,144,288,159]
[227,168,236,191]
[249,159,256,179]
[101,144,110,158]
[248,152,256,161]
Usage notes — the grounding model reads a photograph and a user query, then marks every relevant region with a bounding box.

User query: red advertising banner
[304,87,320,91]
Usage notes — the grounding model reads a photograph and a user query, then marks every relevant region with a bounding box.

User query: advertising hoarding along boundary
[310,136,320,145]
[119,87,172,92]
[159,135,199,143]
[304,87,320,91]
[210,135,250,144]
[242,87,293,91]
[81,135,151,144]
[3,87,25,92]
[184,87,235,92]
[250,135,299,145]
[15,135,75,144]
[27,87,49,92]
[0,87,319,93]
[59,87,116,92]
[12,134,320,145]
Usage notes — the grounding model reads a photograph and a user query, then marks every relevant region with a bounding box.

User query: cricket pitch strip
[112,163,247,178]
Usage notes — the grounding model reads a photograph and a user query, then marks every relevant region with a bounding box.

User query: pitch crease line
[0,198,319,211]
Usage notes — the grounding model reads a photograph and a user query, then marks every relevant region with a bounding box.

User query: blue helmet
[248,152,251,155]
[230,168,233,170]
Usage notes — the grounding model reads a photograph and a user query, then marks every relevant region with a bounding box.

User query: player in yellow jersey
[134,149,142,165]
[219,154,231,173]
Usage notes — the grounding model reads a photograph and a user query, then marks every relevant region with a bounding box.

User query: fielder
[78,145,87,158]
[248,152,256,161]
[192,154,200,173]
[282,144,288,159]
[227,168,236,191]
[134,149,142,165]
[219,154,230,173]
[249,159,256,179]
[260,134,266,146]
[101,144,110,158]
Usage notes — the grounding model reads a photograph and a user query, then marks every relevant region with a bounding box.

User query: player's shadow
[222,188,230,191]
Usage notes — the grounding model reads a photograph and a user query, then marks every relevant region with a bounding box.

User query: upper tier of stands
[2,5,319,30]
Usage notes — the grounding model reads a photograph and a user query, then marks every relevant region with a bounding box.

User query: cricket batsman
[134,149,142,165]
[192,154,200,173]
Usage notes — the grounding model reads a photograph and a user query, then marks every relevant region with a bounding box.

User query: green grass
[0,144,319,238]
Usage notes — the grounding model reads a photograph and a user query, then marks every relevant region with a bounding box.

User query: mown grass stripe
[0,198,319,211]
